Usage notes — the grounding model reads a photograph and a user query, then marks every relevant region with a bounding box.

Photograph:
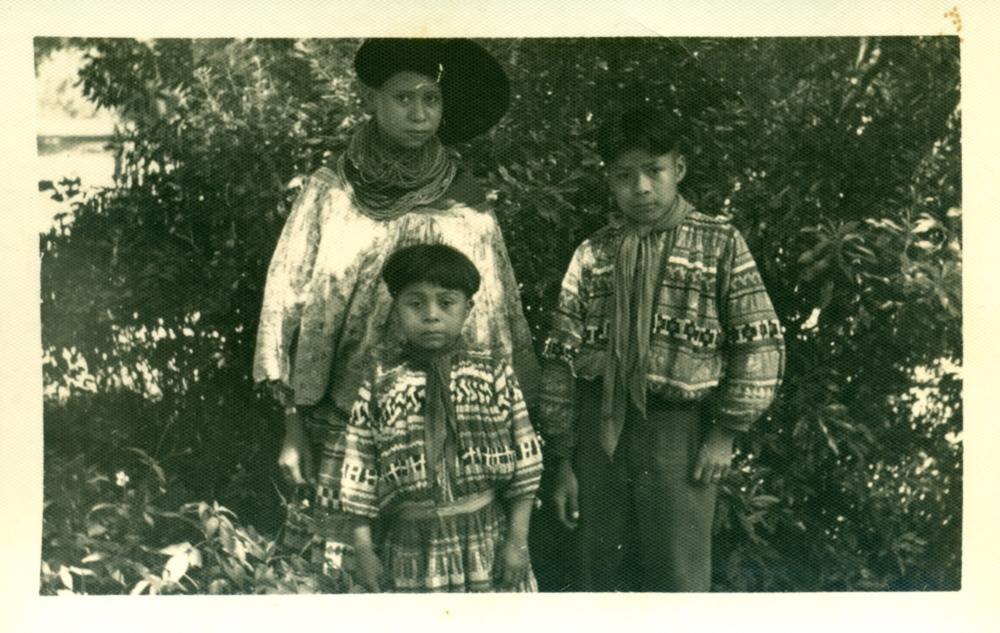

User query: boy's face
[395,281,472,351]
[606,149,687,226]
[371,71,444,149]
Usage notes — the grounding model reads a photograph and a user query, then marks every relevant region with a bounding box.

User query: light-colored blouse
[253,166,539,415]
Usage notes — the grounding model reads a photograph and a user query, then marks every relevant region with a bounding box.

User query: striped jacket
[540,209,785,458]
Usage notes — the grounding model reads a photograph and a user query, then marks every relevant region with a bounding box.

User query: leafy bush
[40,36,961,592]
[40,446,360,595]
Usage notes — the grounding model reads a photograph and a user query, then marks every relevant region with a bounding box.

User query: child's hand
[692,426,736,485]
[552,459,579,530]
[266,380,292,406]
[278,412,314,486]
[497,538,530,590]
[354,543,383,592]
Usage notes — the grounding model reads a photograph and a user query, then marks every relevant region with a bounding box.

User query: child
[252,39,538,570]
[317,243,543,592]
[540,106,785,592]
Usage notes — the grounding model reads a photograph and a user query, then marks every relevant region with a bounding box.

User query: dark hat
[354,38,510,144]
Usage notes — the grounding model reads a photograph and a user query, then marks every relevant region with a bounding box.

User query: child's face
[607,149,687,226]
[395,281,472,351]
[371,71,444,149]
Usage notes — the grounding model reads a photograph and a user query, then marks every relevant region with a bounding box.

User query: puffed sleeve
[495,360,543,500]
[252,168,339,390]
[538,243,590,459]
[712,226,785,431]
[338,380,381,519]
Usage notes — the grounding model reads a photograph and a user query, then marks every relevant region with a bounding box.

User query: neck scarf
[337,119,458,220]
[404,340,462,496]
[600,195,694,458]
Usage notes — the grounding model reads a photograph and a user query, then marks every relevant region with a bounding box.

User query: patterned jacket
[321,348,543,518]
[540,209,785,458]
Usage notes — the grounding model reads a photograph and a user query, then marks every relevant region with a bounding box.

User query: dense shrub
[40,36,960,592]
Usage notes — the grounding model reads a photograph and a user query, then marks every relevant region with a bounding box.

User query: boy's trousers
[570,381,718,592]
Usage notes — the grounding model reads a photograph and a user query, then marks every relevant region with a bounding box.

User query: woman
[252,38,538,580]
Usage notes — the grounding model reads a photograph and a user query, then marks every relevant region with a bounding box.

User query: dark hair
[597,106,687,165]
[381,243,481,299]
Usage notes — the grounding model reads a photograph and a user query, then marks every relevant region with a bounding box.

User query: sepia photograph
[2,0,998,631]
[34,33,961,595]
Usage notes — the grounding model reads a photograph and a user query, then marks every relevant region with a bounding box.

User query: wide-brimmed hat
[354,38,510,145]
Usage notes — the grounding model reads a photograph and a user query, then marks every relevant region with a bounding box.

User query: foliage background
[38,36,961,594]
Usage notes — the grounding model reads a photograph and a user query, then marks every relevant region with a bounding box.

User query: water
[36,46,120,234]
[36,136,118,234]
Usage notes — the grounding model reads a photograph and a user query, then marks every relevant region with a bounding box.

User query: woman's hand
[692,425,736,485]
[497,538,531,590]
[278,411,314,486]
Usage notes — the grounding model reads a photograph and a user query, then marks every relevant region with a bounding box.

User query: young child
[316,243,543,592]
[540,106,785,592]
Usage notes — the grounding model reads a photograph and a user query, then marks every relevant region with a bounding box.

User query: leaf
[497,165,516,185]
[163,551,190,583]
[221,558,246,583]
[130,579,150,595]
[124,446,167,484]
[88,502,119,515]
[59,566,73,591]
[912,216,939,234]
[81,552,106,564]
[86,523,107,538]
[159,542,193,557]
[800,255,831,282]
[204,516,220,538]
[752,495,781,508]
[816,418,840,456]
[232,538,248,566]
[819,280,835,310]
[188,548,203,569]
[208,579,228,595]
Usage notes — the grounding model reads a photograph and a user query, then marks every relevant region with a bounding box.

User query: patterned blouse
[326,349,543,518]
[540,209,785,458]
[253,166,539,415]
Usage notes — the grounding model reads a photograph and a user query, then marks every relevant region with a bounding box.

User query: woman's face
[371,71,444,149]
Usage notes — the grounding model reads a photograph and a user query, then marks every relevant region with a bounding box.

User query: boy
[315,243,543,592]
[540,106,784,592]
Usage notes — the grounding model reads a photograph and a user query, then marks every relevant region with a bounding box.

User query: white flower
[116,471,130,487]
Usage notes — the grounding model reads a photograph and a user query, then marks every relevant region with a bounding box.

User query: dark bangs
[381,243,481,299]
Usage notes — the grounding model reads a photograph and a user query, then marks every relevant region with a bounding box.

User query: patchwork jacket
[540,209,786,458]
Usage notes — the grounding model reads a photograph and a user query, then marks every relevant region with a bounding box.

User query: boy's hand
[552,459,580,530]
[354,543,383,592]
[497,538,531,590]
[278,412,314,486]
[692,426,736,485]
